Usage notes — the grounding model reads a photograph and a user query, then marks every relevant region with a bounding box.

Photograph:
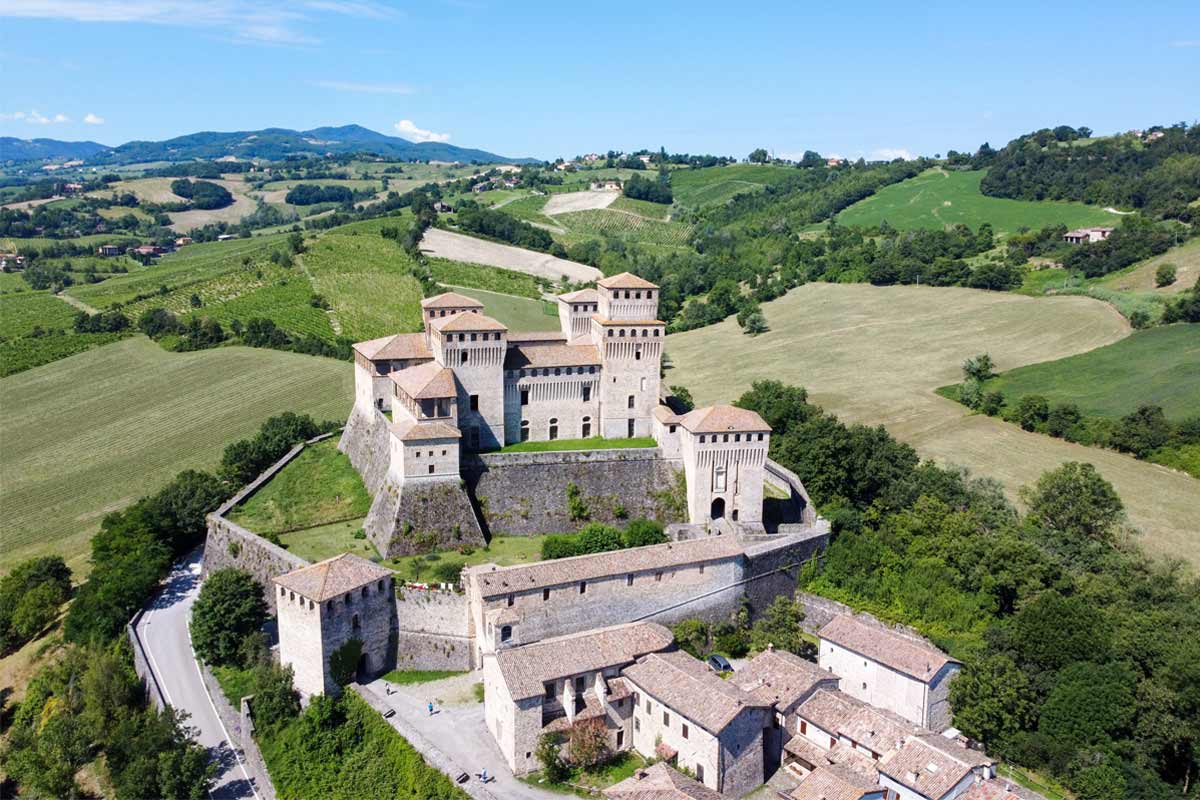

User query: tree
[1010,592,1112,673]
[1046,403,1082,438]
[741,310,768,335]
[668,385,695,413]
[1013,394,1049,431]
[535,733,570,782]
[748,148,769,164]
[1111,404,1172,457]
[950,654,1035,752]
[567,717,609,769]
[0,555,72,653]
[1155,263,1177,287]
[749,596,811,657]
[1021,462,1124,544]
[247,662,301,729]
[672,618,709,658]
[962,353,995,382]
[190,569,267,667]
[1039,661,1135,748]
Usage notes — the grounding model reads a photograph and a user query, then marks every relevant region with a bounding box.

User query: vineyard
[669,163,797,208]
[184,276,336,340]
[554,208,695,246]
[0,291,77,337]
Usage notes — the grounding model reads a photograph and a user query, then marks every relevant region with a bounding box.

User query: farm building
[1063,227,1113,244]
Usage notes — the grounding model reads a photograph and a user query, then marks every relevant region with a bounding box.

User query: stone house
[786,687,917,773]
[790,763,886,800]
[623,650,772,797]
[273,554,395,696]
[1062,227,1113,244]
[605,762,721,799]
[818,616,961,730]
[877,736,993,800]
[482,621,674,775]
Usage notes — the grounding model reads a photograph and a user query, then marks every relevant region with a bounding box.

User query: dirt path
[543,189,619,215]
[56,291,98,315]
[666,283,1199,568]
[420,228,600,283]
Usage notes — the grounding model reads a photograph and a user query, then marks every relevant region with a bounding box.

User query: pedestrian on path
[481,768,488,783]
[428,701,434,716]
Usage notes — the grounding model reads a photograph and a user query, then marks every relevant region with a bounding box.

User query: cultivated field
[420,228,600,283]
[670,164,797,208]
[1095,237,1200,294]
[555,209,695,247]
[167,177,259,231]
[666,284,1200,567]
[980,324,1200,420]
[0,336,352,575]
[543,189,619,215]
[835,169,1120,235]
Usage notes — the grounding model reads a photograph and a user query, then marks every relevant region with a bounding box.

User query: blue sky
[1,0,1197,161]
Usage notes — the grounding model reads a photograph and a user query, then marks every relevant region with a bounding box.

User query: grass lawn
[495,436,657,453]
[448,285,560,331]
[834,169,1119,237]
[521,751,649,797]
[665,282,1200,568]
[276,517,376,564]
[975,324,1199,420]
[228,438,371,534]
[0,336,352,576]
[381,669,466,685]
[386,535,548,579]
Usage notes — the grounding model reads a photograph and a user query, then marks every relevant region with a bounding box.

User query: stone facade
[364,474,485,557]
[393,586,473,671]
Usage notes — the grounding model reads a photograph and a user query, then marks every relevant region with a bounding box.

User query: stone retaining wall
[194,661,277,800]
[394,586,473,671]
[366,477,486,557]
[127,610,166,710]
[339,407,392,494]
[464,448,684,535]
[795,591,939,648]
[203,515,309,612]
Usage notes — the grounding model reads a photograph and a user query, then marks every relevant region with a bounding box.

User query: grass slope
[446,286,560,331]
[0,336,352,575]
[670,164,797,208]
[835,169,1118,236]
[1094,236,1200,295]
[228,438,371,534]
[665,283,1200,568]
[302,232,424,339]
[978,324,1200,420]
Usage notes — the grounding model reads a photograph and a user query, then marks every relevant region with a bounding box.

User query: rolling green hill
[670,164,797,208]
[835,168,1118,235]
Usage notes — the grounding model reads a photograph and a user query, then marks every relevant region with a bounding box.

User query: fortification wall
[393,586,473,671]
[203,515,309,613]
[741,530,828,619]
[339,407,392,495]
[365,477,486,557]
[464,449,684,535]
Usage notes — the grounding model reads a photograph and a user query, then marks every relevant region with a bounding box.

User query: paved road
[136,551,259,800]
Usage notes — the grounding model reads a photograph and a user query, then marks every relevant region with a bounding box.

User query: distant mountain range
[1,124,533,165]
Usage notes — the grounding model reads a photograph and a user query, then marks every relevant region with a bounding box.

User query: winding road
[136,551,259,800]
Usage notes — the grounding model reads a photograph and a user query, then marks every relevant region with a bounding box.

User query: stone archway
[711,497,726,520]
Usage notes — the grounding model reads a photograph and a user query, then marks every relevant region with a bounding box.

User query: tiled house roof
[504,343,601,369]
[622,650,769,735]
[597,272,658,290]
[819,616,958,683]
[732,648,838,710]
[273,554,392,602]
[421,291,484,309]
[559,288,599,303]
[604,763,721,799]
[879,738,975,800]
[432,312,508,332]
[391,361,456,399]
[679,405,771,434]
[353,332,432,361]
[790,764,882,800]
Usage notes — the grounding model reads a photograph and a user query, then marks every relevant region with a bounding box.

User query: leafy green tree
[741,310,768,335]
[1013,394,1049,431]
[1040,662,1135,748]
[962,353,995,381]
[668,385,694,413]
[190,569,267,667]
[749,596,810,657]
[1111,404,1172,457]
[1046,403,1082,438]
[1154,263,1177,287]
[536,733,570,782]
[748,148,769,164]
[1011,593,1112,673]
[672,618,709,658]
[247,662,301,730]
[1020,462,1124,544]
[621,518,667,548]
[950,654,1035,752]
[0,555,72,653]
[576,523,622,554]
[979,391,1005,416]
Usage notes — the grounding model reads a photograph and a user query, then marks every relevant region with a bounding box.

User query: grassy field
[228,438,371,534]
[670,164,797,208]
[554,209,695,247]
[1094,236,1200,294]
[835,169,1119,236]
[976,324,1200,420]
[276,517,375,563]
[386,535,548,578]
[428,258,544,298]
[609,195,672,219]
[0,291,77,337]
[0,336,352,576]
[447,286,560,331]
[665,283,1200,568]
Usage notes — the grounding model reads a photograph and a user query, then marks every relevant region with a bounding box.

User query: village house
[785,687,918,773]
[174,236,193,247]
[605,762,721,800]
[96,244,122,257]
[624,650,772,796]
[877,735,994,800]
[432,200,452,213]
[0,252,25,270]
[790,763,886,800]
[818,616,961,730]
[482,621,674,775]
[1062,226,1113,245]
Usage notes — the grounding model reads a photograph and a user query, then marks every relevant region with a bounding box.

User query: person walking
[428,701,434,716]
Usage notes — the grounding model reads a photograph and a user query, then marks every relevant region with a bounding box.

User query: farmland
[0,291,77,337]
[553,208,695,247]
[420,227,600,283]
[0,336,352,576]
[669,163,797,208]
[976,324,1200,420]
[1094,236,1200,294]
[665,283,1200,568]
[834,168,1120,235]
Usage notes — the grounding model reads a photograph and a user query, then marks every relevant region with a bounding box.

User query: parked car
[706,654,733,673]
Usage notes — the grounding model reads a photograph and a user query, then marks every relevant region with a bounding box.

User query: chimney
[634,769,648,781]
[767,642,775,652]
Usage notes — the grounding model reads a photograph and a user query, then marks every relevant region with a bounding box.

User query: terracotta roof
[652,405,680,424]
[390,419,461,441]
[679,405,771,434]
[622,650,769,735]
[798,689,865,736]
[790,765,882,800]
[559,288,599,304]
[493,621,673,700]
[605,763,721,800]
[391,361,457,399]
[432,311,508,333]
[958,780,1024,800]
[784,733,832,766]
[878,738,975,800]
[913,734,993,769]
[353,332,432,361]
[466,536,743,598]
[591,316,665,326]
[825,743,882,780]
[840,705,917,757]
[598,272,658,290]
[507,331,568,345]
[273,554,392,602]
[819,616,958,683]
[732,648,838,710]
[505,343,601,369]
[421,291,484,309]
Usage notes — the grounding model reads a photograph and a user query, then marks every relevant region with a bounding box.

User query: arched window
[619,329,626,337]
[352,613,361,631]
[549,418,558,440]
[520,420,530,442]
[501,625,512,642]
[581,416,591,438]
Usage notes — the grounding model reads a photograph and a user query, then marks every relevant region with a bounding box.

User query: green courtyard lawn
[521,751,649,797]
[380,669,466,685]
[276,517,375,563]
[496,436,657,453]
[227,437,371,535]
[385,535,548,580]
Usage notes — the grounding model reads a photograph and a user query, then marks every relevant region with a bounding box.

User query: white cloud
[84,112,104,124]
[1169,39,1199,47]
[393,119,450,143]
[1,109,69,124]
[872,147,915,161]
[0,1,394,45]
[314,80,414,95]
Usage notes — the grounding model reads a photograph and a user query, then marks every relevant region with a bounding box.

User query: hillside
[0,136,110,162]
[665,283,1200,568]
[669,163,798,208]
[835,168,1120,235]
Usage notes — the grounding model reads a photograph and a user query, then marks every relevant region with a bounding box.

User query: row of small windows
[411,449,449,458]
[613,290,655,300]
[428,308,479,318]
[278,578,391,614]
[571,303,598,312]
[696,433,766,443]
[518,416,591,441]
[606,328,660,338]
[510,365,598,379]
[444,332,503,342]
[504,564,697,605]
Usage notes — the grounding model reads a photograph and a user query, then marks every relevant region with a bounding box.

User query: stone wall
[365,477,486,558]
[195,660,277,800]
[127,610,166,711]
[339,407,392,495]
[394,586,473,671]
[203,515,309,613]
[741,530,828,620]
[464,448,684,535]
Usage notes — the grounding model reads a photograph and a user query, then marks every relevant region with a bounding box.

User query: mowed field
[835,169,1120,236]
[0,336,352,576]
[669,164,797,208]
[420,228,600,283]
[665,284,1200,567]
[1095,237,1200,294]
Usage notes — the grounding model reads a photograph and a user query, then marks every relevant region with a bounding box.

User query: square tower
[677,405,771,525]
[592,273,664,439]
[429,311,508,451]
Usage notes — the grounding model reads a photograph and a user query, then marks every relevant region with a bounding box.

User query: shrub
[672,618,709,658]
[979,391,1005,416]
[567,717,610,769]
[576,523,622,554]
[432,561,464,586]
[1155,263,1177,287]
[536,733,570,783]
[191,569,268,667]
[0,556,72,653]
[541,534,580,560]
[1012,394,1049,431]
[566,482,590,521]
[621,518,667,548]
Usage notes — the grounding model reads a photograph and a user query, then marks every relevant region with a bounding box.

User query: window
[862,682,867,690]
[575,676,585,694]
[634,717,640,732]
[699,435,705,443]
[469,394,479,411]
[545,682,555,699]
[582,417,591,438]
[507,594,514,607]
[460,350,468,364]
[361,586,368,598]
[663,711,670,726]
[645,700,651,713]
[627,394,635,409]
[501,625,512,642]
[695,764,704,784]
[682,723,689,739]
[543,587,550,601]
[699,564,704,575]
[635,348,641,361]
[628,419,635,437]
[800,720,807,735]
[579,581,586,594]
[582,385,591,402]
[627,574,634,586]
[669,424,676,433]
[554,368,561,376]
[352,613,360,631]
[521,420,530,442]
[428,464,435,474]
[470,333,477,342]
[655,571,662,582]
[617,730,625,749]
[549,418,558,440]
[520,389,530,406]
